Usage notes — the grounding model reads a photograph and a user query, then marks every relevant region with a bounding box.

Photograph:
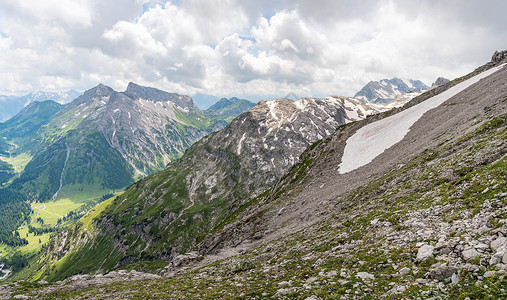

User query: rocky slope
[355,78,428,103]
[25,96,388,282]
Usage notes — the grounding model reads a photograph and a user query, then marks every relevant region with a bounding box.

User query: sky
[0,0,506,103]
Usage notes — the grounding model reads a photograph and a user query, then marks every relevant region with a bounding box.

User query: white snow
[401,78,414,89]
[338,64,505,174]
[294,98,307,111]
[237,133,247,155]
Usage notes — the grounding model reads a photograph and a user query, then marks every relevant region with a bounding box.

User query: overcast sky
[0,0,505,101]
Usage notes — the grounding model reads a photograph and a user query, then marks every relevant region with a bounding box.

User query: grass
[14,226,51,254]
[31,199,84,225]
[80,194,118,230]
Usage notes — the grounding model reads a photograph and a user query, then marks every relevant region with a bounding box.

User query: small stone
[451,273,459,284]
[305,296,321,300]
[325,270,337,278]
[275,288,291,296]
[484,271,496,278]
[417,244,434,261]
[356,272,375,280]
[482,187,489,194]
[398,267,411,276]
[475,243,489,252]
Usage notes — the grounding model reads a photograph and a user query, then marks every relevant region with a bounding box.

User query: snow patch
[401,78,414,89]
[339,64,505,174]
[237,133,247,155]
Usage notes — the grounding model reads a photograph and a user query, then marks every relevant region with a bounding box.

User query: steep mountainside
[355,78,428,103]
[6,52,506,299]
[0,100,63,140]
[3,83,249,203]
[28,96,387,281]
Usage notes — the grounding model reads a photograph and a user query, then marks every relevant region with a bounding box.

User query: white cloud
[0,0,505,99]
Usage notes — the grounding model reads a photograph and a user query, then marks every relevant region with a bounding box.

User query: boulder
[427,266,458,281]
[417,244,434,261]
[491,237,506,252]
[462,247,480,262]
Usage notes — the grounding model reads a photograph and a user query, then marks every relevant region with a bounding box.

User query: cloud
[0,0,506,99]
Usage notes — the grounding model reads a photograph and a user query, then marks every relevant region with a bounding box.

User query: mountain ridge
[354,77,428,103]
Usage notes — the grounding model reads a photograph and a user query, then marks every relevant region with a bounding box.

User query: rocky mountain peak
[84,83,115,98]
[431,77,450,87]
[491,50,507,63]
[354,78,428,103]
[207,97,244,111]
[124,82,198,112]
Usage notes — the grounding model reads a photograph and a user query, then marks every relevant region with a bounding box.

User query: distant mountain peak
[207,97,253,111]
[284,92,300,101]
[124,82,198,112]
[354,78,428,103]
[431,77,450,87]
[84,83,115,98]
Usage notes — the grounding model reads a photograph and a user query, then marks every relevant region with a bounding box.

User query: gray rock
[451,273,459,284]
[484,271,496,278]
[427,266,458,281]
[489,253,503,266]
[491,237,506,251]
[462,247,480,261]
[397,267,411,276]
[355,272,375,280]
[417,244,434,261]
[475,243,489,252]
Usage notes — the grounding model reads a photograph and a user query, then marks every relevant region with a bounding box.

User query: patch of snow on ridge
[338,64,505,174]
[401,78,414,89]
[237,132,246,155]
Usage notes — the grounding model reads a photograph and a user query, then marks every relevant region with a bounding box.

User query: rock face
[431,77,450,87]
[492,50,507,63]
[354,78,428,103]
[34,95,388,281]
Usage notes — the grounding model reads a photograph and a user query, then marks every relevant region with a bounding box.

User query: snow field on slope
[338,64,505,174]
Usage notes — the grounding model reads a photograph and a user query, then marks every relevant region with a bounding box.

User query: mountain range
[354,78,429,103]
[0,83,256,203]
[29,95,392,281]
[1,51,506,299]
[0,90,81,122]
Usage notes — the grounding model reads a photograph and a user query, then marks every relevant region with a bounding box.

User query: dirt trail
[33,204,63,218]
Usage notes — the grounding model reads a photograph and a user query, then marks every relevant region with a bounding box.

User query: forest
[0,189,31,247]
